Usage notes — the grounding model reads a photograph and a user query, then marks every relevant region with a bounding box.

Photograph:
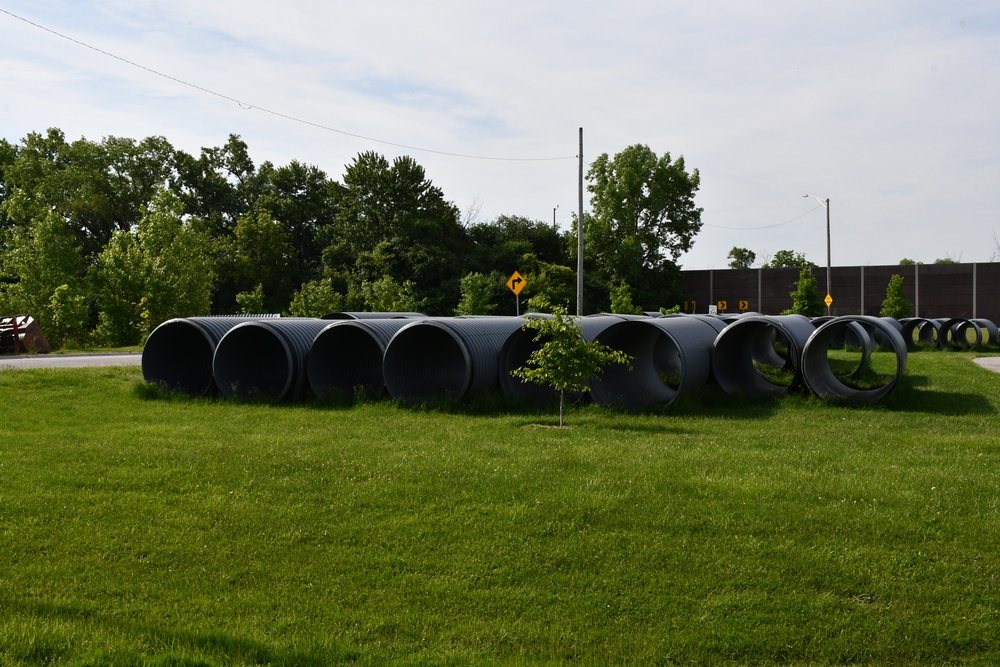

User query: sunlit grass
[1,353,999,665]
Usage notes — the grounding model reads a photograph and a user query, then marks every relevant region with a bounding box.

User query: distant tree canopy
[0,130,701,348]
[763,250,816,270]
[727,247,756,269]
[583,144,701,310]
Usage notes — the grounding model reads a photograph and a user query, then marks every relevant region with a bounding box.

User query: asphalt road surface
[0,353,142,370]
[973,356,1000,373]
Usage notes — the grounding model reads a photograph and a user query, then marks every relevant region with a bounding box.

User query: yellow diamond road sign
[824,294,833,307]
[507,271,527,295]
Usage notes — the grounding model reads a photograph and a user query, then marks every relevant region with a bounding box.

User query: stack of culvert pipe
[307,318,415,399]
[712,314,816,397]
[383,316,527,402]
[142,316,269,396]
[801,316,907,403]
[142,309,940,408]
[213,318,332,401]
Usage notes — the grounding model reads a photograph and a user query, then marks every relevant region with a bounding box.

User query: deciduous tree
[93,189,214,345]
[512,297,631,427]
[585,144,702,280]
[784,268,824,317]
[880,274,912,319]
[727,246,756,269]
[455,272,500,316]
[763,250,815,269]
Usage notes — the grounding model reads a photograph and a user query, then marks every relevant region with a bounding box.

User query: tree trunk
[558,390,564,427]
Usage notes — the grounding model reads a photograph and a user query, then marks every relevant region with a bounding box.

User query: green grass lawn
[1,352,999,665]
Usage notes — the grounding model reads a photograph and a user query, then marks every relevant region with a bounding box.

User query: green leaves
[512,297,631,425]
[785,267,825,318]
[94,188,215,345]
[586,144,702,277]
[880,274,913,319]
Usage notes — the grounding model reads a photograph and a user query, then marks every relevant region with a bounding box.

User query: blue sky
[3,1,999,272]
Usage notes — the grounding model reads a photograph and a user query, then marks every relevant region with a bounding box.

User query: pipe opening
[213,323,294,401]
[383,322,470,401]
[141,319,216,396]
[802,317,907,402]
[308,323,387,399]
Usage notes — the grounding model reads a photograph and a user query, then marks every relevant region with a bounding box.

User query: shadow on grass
[132,370,994,420]
[5,597,360,666]
[879,378,996,416]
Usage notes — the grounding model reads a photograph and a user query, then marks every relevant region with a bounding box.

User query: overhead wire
[0,7,577,162]
[702,205,822,231]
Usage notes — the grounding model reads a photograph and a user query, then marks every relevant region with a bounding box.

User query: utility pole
[825,197,831,315]
[577,127,584,316]
[804,194,832,316]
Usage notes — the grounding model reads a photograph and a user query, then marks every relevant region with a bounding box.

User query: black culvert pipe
[142,316,264,396]
[307,318,417,399]
[938,318,982,350]
[322,312,426,320]
[383,317,527,401]
[588,315,722,409]
[973,318,999,346]
[213,318,331,401]
[801,316,907,402]
[900,318,934,351]
[858,317,903,351]
[712,315,816,397]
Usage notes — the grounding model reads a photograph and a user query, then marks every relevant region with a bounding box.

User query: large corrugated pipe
[973,318,999,346]
[383,316,527,401]
[142,316,264,396]
[588,315,723,410]
[322,312,426,320]
[810,316,870,352]
[307,318,416,399]
[938,318,982,350]
[497,314,623,405]
[900,317,936,351]
[859,317,904,351]
[801,316,907,402]
[213,318,331,401]
[712,315,816,397]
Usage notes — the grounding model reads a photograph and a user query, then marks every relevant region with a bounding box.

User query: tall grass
[1,352,999,665]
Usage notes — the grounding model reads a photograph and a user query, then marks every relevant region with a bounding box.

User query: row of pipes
[140,312,996,409]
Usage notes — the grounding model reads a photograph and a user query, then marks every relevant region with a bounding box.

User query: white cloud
[2,0,999,268]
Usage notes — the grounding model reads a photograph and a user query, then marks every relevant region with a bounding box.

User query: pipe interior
[308,324,386,399]
[383,324,469,401]
[592,322,678,409]
[213,324,293,401]
[142,320,215,396]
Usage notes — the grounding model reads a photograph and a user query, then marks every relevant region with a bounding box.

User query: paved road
[973,356,1000,373]
[0,352,142,370]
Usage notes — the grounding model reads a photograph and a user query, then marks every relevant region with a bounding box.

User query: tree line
[0,129,702,348]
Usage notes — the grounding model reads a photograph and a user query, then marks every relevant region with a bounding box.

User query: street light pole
[804,194,831,315]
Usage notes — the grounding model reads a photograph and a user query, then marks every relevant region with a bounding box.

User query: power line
[703,205,822,231]
[0,7,577,163]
